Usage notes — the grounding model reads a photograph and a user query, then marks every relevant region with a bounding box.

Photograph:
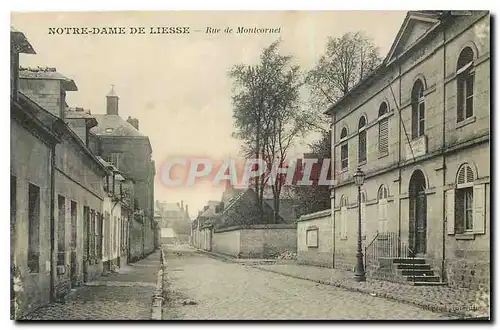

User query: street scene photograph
[9,8,491,321]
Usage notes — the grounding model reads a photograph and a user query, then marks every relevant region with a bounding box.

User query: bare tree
[305,32,382,130]
[230,40,306,222]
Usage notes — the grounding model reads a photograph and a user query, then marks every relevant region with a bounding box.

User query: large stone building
[325,11,489,289]
[90,87,156,261]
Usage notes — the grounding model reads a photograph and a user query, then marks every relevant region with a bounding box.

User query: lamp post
[353,167,366,282]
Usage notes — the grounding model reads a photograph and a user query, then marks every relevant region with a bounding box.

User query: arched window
[455,163,475,232]
[377,185,388,233]
[340,195,348,239]
[457,47,475,122]
[377,185,389,201]
[340,127,348,170]
[411,80,425,139]
[378,102,389,155]
[358,116,367,163]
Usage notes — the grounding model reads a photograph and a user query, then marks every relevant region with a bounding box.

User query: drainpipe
[331,114,336,268]
[397,65,402,255]
[49,145,56,302]
[441,26,447,282]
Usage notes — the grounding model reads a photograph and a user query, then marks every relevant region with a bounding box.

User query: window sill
[358,160,367,166]
[456,116,476,129]
[378,152,389,159]
[455,233,475,240]
[307,245,319,249]
[340,236,348,241]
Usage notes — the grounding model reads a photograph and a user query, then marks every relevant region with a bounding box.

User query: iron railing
[365,232,414,270]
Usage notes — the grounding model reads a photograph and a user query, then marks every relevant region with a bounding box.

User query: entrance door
[409,170,427,255]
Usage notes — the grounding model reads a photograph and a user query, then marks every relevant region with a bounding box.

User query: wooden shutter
[446,189,455,235]
[473,184,486,234]
[378,119,389,154]
[361,203,366,237]
[341,207,347,238]
[383,201,388,232]
[377,202,384,232]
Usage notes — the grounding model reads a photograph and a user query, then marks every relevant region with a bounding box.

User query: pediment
[386,13,441,63]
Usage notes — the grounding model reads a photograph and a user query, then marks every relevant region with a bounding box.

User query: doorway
[409,170,427,256]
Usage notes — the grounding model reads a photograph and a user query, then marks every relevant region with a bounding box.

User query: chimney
[126,116,139,130]
[185,205,189,216]
[181,200,184,211]
[106,85,119,115]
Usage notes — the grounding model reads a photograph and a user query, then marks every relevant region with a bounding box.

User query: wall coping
[214,223,296,233]
[297,209,332,222]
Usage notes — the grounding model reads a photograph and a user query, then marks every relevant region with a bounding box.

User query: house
[19,66,113,297]
[155,200,191,242]
[90,87,156,262]
[11,27,57,319]
[322,11,489,289]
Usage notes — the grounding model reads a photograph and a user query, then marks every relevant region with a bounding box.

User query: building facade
[327,11,490,289]
[90,87,156,261]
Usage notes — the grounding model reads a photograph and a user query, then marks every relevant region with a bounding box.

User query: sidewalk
[198,249,490,319]
[21,250,162,320]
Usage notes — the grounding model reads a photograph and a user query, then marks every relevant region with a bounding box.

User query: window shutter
[378,202,384,232]
[378,119,389,154]
[446,189,455,235]
[473,184,486,234]
[361,203,366,237]
[342,208,347,238]
[383,201,388,232]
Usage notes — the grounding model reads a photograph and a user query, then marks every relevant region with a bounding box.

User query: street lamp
[353,167,366,282]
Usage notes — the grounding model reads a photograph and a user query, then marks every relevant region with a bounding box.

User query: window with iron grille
[358,116,367,163]
[340,127,348,170]
[378,103,389,154]
[411,80,425,139]
[456,47,474,122]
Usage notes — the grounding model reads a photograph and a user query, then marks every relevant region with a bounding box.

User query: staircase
[393,258,446,286]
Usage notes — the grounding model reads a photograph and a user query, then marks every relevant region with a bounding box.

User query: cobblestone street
[21,251,161,320]
[162,246,455,320]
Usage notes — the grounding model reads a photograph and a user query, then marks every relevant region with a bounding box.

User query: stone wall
[212,224,296,258]
[297,209,333,268]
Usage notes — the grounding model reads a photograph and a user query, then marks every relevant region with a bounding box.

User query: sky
[11,11,407,218]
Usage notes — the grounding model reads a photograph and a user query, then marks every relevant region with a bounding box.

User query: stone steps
[392,258,443,286]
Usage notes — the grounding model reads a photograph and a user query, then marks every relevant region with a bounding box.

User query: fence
[364,231,416,282]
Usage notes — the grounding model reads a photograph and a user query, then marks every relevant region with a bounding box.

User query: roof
[19,67,78,91]
[11,27,36,54]
[264,198,297,223]
[324,10,447,116]
[19,92,107,176]
[91,114,146,137]
[162,203,182,212]
[65,107,93,119]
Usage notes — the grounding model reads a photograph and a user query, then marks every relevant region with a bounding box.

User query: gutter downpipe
[398,62,403,256]
[49,145,56,302]
[441,23,447,283]
[331,115,336,268]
